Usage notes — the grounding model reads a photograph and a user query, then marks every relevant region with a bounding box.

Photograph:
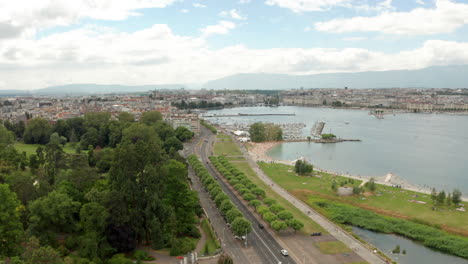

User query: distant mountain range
[203,65,468,90]
[1,65,467,96]
[0,84,186,96]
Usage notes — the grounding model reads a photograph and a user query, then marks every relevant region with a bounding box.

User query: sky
[1,0,468,90]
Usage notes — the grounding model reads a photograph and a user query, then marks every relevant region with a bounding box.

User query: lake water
[207,106,468,194]
[352,227,468,264]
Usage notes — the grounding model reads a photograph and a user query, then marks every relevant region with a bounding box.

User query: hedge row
[187,155,251,237]
[314,199,468,260]
[210,156,303,232]
[201,119,217,134]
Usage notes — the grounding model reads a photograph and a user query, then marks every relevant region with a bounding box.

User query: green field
[199,218,220,256]
[258,162,468,235]
[213,134,243,156]
[314,241,351,254]
[14,142,76,155]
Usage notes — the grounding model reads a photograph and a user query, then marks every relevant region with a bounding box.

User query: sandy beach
[246,141,468,201]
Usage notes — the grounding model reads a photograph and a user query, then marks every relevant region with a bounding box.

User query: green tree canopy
[231,217,252,236]
[24,118,52,144]
[140,111,163,125]
[0,183,24,256]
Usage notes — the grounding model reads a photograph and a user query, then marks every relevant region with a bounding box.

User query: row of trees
[188,155,252,237]
[249,122,283,142]
[0,111,200,263]
[431,188,462,206]
[210,156,303,232]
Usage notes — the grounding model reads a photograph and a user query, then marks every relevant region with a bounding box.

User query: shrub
[248,200,261,208]
[257,205,270,215]
[243,193,256,201]
[271,221,288,232]
[263,212,277,223]
[252,188,266,199]
[263,198,277,206]
[277,211,293,220]
[270,204,285,214]
[226,208,243,223]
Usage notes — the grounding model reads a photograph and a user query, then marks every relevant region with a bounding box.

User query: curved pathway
[236,139,388,264]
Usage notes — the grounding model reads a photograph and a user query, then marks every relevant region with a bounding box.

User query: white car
[280,249,289,256]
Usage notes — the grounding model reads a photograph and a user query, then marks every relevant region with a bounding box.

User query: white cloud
[354,0,394,13]
[416,0,425,5]
[0,0,178,39]
[265,0,352,12]
[342,37,367,41]
[1,22,468,90]
[200,21,236,37]
[315,0,468,35]
[219,9,247,20]
[239,0,251,3]
[181,9,189,13]
[193,3,207,8]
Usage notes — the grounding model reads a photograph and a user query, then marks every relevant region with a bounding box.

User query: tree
[431,188,437,203]
[226,208,243,223]
[219,200,234,215]
[164,136,183,152]
[140,111,162,125]
[277,211,293,220]
[23,118,52,144]
[286,219,304,232]
[0,184,24,256]
[175,126,194,142]
[28,190,81,241]
[263,198,277,206]
[452,189,462,204]
[271,220,288,232]
[231,217,252,236]
[368,177,376,192]
[0,125,15,144]
[446,193,452,206]
[294,159,313,175]
[80,127,100,149]
[251,188,266,199]
[80,202,109,234]
[436,191,446,205]
[249,122,266,142]
[263,212,277,223]
[270,204,285,213]
[248,199,261,208]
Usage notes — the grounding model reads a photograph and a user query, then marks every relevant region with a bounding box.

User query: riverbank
[247,141,467,202]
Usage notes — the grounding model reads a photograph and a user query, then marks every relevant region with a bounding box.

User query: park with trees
[0,111,200,263]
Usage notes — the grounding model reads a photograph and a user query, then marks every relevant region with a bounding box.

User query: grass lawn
[213,134,243,156]
[314,241,351,254]
[258,162,468,235]
[226,156,245,161]
[199,219,220,256]
[14,142,76,155]
[231,161,326,234]
[347,262,369,264]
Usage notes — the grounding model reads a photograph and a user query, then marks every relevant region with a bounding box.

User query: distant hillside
[0,83,186,96]
[203,65,468,90]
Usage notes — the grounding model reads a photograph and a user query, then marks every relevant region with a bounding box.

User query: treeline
[201,119,217,134]
[187,155,252,237]
[314,199,468,259]
[249,122,283,142]
[0,111,200,263]
[210,156,303,232]
[172,100,231,110]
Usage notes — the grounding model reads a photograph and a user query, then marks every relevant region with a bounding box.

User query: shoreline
[247,140,468,201]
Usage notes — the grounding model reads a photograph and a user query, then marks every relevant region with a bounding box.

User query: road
[197,126,298,264]
[235,137,388,264]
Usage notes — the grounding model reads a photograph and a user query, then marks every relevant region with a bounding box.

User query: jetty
[285,138,361,143]
[203,113,295,118]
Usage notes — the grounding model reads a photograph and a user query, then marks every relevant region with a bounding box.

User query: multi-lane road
[194,126,298,264]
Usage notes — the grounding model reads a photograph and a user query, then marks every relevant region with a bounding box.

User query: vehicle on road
[280,249,289,256]
[258,223,264,229]
[311,232,322,236]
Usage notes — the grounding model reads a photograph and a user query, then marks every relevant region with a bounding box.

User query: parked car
[258,223,264,229]
[310,232,322,236]
[280,249,289,256]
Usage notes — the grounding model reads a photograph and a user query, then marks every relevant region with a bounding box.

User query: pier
[203,113,295,117]
[285,138,361,143]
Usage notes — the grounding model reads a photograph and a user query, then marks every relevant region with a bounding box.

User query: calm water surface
[208,106,468,194]
[353,227,468,264]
